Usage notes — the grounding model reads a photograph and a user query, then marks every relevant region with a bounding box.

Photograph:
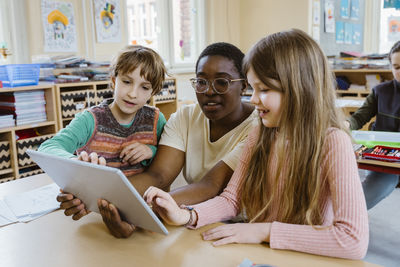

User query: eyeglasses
[190,77,246,94]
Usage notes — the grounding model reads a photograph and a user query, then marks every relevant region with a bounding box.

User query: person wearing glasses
[59,42,258,238]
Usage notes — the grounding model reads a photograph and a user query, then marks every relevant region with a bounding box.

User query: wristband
[182,206,194,227]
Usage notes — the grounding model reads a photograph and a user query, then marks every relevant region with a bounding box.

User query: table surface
[0,174,380,267]
[357,158,400,175]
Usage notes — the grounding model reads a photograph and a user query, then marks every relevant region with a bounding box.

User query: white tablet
[27,149,168,235]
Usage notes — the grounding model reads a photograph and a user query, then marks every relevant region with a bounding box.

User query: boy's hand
[120,143,153,165]
[57,189,90,220]
[76,151,107,165]
[97,199,136,238]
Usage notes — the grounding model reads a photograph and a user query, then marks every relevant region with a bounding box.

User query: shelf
[333,69,392,73]
[0,121,57,133]
[0,168,13,175]
[0,83,54,92]
[0,83,58,182]
[154,99,177,104]
[336,89,370,98]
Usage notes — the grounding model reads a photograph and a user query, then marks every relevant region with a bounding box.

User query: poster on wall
[41,0,77,52]
[350,0,360,20]
[388,16,400,41]
[344,22,353,44]
[340,0,350,19]
[93,0,121,43]
[336,21,344,43]
[324,1,335,33]
[353,23,362,45]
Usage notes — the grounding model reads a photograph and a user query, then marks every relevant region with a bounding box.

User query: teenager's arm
[170,161,233,205]
[347,91,377,130]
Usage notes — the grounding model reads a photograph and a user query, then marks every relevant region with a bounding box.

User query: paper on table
[0,199,18,226]
[2,183,60,224]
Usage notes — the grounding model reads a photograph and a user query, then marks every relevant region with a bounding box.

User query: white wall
[5,0,312,101]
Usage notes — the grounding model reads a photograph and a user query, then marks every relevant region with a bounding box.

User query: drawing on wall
[352,23,362,45]
[313,0,321,25]
[336,21,344,43]
[324,1,335,33]
[384,0,400,9]
[340,0,350,19]
[388,16,400,41]
[93,0,121,43]
[350,0,360,20]
[41,0,77,52]
[344,22,353,44]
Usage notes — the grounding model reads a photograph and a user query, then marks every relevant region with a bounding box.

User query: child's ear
[111,77,116,89]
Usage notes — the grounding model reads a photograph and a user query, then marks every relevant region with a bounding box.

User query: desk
[0,174,380,267]
[357,159,400,175]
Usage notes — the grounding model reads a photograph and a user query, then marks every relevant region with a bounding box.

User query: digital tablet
[27,149,168,235]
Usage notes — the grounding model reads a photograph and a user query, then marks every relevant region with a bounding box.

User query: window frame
[126,0,206,74]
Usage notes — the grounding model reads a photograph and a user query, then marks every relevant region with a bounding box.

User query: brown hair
[110,45,167,95]
[241,29,346,225]
[389,40,400,63]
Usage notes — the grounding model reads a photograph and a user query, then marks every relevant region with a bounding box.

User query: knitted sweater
[76,102,159,176]
[191,127,369,259]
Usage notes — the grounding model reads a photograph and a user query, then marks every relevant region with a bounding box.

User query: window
[126,0,205,72]
[379,1,400,53]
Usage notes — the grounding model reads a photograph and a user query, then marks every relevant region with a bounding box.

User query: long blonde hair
[241,29,345,225]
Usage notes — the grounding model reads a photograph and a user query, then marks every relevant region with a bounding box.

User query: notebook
[27,149,168,235]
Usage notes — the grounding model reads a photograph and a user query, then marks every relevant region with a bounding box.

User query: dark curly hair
[195,42,245,78]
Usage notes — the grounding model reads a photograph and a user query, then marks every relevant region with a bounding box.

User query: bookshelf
[0,78,178,182]
[334,69,394,131]
[0,83,58,182]
[55,78,178,129]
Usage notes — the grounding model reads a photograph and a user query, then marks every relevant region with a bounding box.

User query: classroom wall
[21,0,312,102]
[239,0,311,52]
[26,0,128,61]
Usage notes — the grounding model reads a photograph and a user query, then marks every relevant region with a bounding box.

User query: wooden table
[357,158,400,175]
[0,174,380,267]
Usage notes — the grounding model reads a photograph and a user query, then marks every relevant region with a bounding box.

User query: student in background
[143,29,369,259]
[56,42,258,238]
[345,41,400,209]
[39,45,167,218]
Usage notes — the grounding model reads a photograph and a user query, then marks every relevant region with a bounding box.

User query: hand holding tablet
[27,149,168,235]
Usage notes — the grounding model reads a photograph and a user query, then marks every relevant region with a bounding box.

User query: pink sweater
[192,127,369,260]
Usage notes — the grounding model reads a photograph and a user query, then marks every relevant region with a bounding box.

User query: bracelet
[182,206,194,227]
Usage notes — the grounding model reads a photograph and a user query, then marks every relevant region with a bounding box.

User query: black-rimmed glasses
[190,78,246,94]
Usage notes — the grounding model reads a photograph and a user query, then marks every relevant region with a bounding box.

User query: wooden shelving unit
[55,78,178,129]
[0,83,58,182]
[334,69,394,131]
[0,79,178,182]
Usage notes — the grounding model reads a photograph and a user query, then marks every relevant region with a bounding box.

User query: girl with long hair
[143,29,368,259]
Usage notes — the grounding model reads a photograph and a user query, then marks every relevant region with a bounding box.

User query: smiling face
[110,66,153,124]
[195,55,245,121]
[247,67,283,128]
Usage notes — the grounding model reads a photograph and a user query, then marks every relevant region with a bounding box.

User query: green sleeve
[38,110,95,158]
[142,111,167,166]
[347,92,378,130]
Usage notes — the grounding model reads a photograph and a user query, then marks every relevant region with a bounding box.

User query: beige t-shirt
[159,103,258,184]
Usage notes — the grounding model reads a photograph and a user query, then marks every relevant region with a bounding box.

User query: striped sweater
[191,127,369,259]
[77,101,159,176]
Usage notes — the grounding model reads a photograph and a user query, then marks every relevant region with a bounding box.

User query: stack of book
[0,114,14,128]
[0,91,47,126]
